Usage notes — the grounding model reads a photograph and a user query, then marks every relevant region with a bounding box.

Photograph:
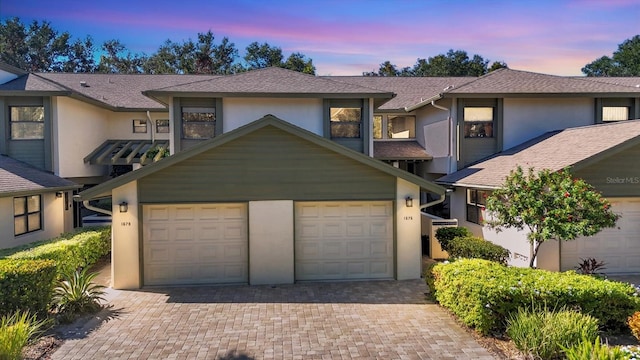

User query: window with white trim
[14,195,42,236]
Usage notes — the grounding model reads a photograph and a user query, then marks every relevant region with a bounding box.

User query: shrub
[563,336,629,360]
[506,306,598,360]
[0,259,57,317]
[429,259,640,334]
[0,227,111,277]
[575,257,607,277]
[0,311,49,360]
[447,236,510,265]
[434,227,471,252]
[52,268,106,323]
[628,311,640,342]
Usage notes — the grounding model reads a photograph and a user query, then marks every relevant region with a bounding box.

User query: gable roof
[327,76,474,111]
[79,115,444,200]
[144,67,394,99]
[437,120,640,188]
[446,68,640,96]
[0,73,70,95]
[0,155,80,197]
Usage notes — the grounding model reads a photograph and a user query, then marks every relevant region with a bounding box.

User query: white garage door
[561,199,640,274]
[143,203,248,286]
[295,201,394,281]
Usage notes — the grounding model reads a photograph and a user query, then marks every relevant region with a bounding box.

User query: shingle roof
[373,141,432,160]
[448,68,640,95]
[0,74,68,92]
[38,73,212,110]
[579,77,640,89]
[327,76,474,110]
[437,120,640,188]
[146,67,393,98]
[0,156,80,196]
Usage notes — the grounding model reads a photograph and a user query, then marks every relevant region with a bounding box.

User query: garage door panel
[295,201,394,281]
[561,200,640,274]
[143,204,248,286]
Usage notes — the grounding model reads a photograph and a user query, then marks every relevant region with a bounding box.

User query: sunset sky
[1,0,638,76]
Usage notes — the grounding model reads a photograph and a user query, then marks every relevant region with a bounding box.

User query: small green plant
[434,227,471,252]
[506,306,599,360]
[562,336,629,360]
[447,236,510,265]
[52,268,106,323]
[629,311,640,342]
[575,257,607,277]
[0,311,48,360]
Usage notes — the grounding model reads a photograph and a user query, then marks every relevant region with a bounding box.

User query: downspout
[82,200,112,216]
[146,111,155,142]
[420,193,445,211]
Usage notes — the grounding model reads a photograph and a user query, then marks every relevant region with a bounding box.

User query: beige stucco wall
[502,97,594,150]
[0,192,69,250]
[223,98,324,135]
[111,181,140,289]
[106,112,170,141]
[248,200,294,285]
[396,178,422,280]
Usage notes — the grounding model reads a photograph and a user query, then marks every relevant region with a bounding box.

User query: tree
[485,166,619,267]
[244,42,283,69]
[582,35,640,76]
[96,39,145,74]
[283,52,316,75]
[61,36,97,73]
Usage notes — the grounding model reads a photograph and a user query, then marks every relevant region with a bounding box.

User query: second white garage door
[295,201,394,281]
[143,203,248,286]
[561,198,640,274]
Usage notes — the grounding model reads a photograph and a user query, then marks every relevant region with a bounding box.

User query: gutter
[420,193,445,210]
[78,197,112,216]
[404,94,442,112]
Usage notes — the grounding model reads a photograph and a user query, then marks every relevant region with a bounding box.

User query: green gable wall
[139,125,396,203]
[574,143,640,197]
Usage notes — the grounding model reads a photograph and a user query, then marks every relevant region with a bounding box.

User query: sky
[1,0,639,76]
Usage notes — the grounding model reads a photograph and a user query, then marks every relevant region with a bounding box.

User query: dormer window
[182,107,216,140]
[330,107,361,138]
[598,98,635,123]
[464,107,494,138]
[9,106,44,139]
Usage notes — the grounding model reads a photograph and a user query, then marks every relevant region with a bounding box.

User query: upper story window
[373,115,416,139]
[132,119,147,133]
[156,119,170,133]
[182,107,215,140]
[10,106,44,140]
[464,107,494,138]
[599,98,635,123]
[330,107,361,138]
[602,106,630,121]
[14,195,42,236]
[466,188,490,225]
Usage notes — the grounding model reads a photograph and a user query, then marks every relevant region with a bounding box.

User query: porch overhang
[84,139,170,165]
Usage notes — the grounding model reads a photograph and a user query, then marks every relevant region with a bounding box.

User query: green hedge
[447,236,510,265]
[435,227,471,252]
[427,259,640,335]
[0,227,111,277]
[0,259,57,316]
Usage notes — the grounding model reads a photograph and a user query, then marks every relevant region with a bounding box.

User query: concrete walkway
[51,280,495,360]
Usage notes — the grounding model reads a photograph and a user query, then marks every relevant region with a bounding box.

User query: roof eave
[0,184,81,198]
[404,94,443,112]
[143,90,394,99]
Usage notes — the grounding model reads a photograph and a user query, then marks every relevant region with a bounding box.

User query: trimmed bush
[447,236,510,265]
[506,306,598,360]
[0,259,57,316]
[0,227,110,277]
[434,226,471,252]
[429,259,640,334]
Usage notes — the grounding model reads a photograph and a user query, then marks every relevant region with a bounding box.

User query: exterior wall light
[119,201,128,213]
[55,191,64,198]
[405,196,413,207]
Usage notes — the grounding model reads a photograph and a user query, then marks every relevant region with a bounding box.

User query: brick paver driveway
[52,280,495,359]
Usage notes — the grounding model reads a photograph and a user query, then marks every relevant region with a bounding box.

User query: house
[0,62,639,285]
[437,120,640,273]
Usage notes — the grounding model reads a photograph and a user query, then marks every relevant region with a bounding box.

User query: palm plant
[52,268,106,322]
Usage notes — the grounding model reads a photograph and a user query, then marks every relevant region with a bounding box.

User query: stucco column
[111,181,140,289]
[396,178,422,280]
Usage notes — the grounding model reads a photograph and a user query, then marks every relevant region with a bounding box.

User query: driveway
[51,280,495,360]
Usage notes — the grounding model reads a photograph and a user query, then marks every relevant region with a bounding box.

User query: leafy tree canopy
[485,166,619,267]
[582,35,640,76]
[363,49,507,77]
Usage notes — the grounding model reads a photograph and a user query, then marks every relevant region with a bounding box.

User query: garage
[561,199,640,273]
[143,203,248,286]
[295,201,394,281]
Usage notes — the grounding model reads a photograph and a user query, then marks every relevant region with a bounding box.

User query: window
[464,107,494,138]
[132,119,147,133]
[14,195,41,236]
[466,189,490,225]
[373,115,416,139]
[602,106,630,122]
[10,106,44,139]
[330,107,361,138]
[156,119,169,133]
[182,107,215,140]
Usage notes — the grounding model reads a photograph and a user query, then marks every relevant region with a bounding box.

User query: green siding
[139,125,396,202]
[574,143,640,197]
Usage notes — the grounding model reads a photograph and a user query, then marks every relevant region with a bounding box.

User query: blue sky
[1,0,639,75]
